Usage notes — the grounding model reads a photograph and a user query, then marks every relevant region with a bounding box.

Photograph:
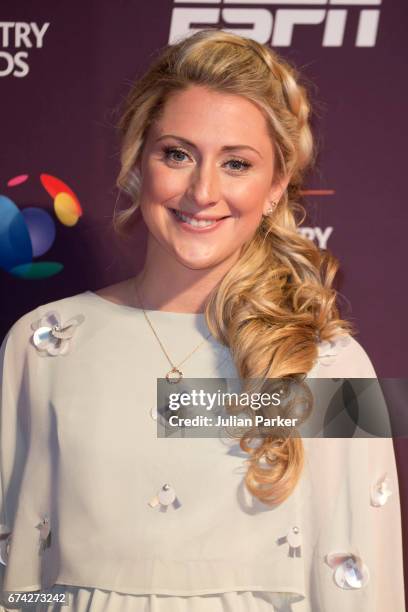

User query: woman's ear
[263,175,290,216]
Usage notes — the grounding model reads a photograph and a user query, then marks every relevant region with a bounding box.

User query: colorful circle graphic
[0,173,82,279]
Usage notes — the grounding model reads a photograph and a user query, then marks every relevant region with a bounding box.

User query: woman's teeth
[172,209,218,228]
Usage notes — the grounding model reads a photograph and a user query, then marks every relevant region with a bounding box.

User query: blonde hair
[114,29,352,505]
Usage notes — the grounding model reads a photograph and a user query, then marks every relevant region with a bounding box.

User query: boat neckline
[85,290,206,316]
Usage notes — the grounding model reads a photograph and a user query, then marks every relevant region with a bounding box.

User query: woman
[0,29,405,611]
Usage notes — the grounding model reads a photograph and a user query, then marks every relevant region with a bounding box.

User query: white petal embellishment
[326,552,369,589]
[148,484,182,511]
[158,484,176,506]
[31,310,61,331]
[317,340,338,366]
[316,334,350,367]
[0,531,12,566]
[148,495,160,508]
[336,335,351,348]
[371,473,392,507]
[31,311,85,356]
[33,326,56,350]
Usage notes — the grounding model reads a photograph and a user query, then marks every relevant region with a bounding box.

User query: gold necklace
[134,281,212,383]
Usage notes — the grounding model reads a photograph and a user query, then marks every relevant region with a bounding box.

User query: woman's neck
[131,242,240,313]
[131,270,216,314]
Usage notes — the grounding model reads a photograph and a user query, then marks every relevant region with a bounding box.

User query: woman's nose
[186,161,221,208]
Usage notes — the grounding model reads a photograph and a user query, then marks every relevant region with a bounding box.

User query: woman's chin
[172,249,227,271]
[175,256,220,271]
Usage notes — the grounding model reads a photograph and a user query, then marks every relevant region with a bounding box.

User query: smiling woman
[125,84,287,275]
[0,28,405,612]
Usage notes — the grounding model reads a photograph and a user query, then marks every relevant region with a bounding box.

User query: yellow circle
[54,192,80,226]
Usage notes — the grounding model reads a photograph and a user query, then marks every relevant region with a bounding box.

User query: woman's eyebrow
[155,134,262,158]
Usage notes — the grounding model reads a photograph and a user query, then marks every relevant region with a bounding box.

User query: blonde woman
[0,29,405,612]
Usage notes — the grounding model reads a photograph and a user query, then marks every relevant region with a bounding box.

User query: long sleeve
[305,334,406,610]
[0,307,52,607]
[0,316,32,605]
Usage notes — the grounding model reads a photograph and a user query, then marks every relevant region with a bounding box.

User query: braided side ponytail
[113,29,351,505]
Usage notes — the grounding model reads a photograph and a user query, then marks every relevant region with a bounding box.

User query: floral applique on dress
[148,484,182,512]
[277,526,302,558]
[31,310,85,356]
[36,514,51,553]
[316,335,351,367]
[325,552,369,589]
[370,473,392,507]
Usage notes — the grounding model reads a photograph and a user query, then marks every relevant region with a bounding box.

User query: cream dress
[0,290,405,611]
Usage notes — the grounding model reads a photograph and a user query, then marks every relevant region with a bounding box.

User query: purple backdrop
[1,0,407,600]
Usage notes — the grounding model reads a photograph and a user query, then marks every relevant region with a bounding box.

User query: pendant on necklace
[166,367,183,383]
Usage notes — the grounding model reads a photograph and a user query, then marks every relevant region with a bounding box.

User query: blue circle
[21,207,56,257]
[0,195,32,272]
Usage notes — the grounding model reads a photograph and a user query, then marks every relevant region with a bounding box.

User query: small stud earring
[265,201,277,216]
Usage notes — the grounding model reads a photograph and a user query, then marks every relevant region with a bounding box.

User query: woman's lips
[168,208,231,233]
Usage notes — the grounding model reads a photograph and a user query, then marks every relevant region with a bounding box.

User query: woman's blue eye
[162,146,252,172]
[163,147,188,163]
[227,159,251,171]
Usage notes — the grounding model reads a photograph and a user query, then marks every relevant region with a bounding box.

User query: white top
[0,290,405,611]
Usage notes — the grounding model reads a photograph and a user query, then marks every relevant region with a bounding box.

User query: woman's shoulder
[309,332,377,378]
[1,290,98,357]
[1,280,139,362]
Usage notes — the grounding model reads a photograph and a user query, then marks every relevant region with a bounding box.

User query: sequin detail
[148,484,182,511]
[277,526,302,558]
[326,552,369,589]
[371,473,392,507]
[36,514,51,553]
[31,310,84,356]
[0,529,12,566]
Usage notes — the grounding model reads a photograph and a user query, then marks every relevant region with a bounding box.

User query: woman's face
[136,85,287,271]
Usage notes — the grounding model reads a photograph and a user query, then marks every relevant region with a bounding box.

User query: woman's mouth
[169,208,230,231]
